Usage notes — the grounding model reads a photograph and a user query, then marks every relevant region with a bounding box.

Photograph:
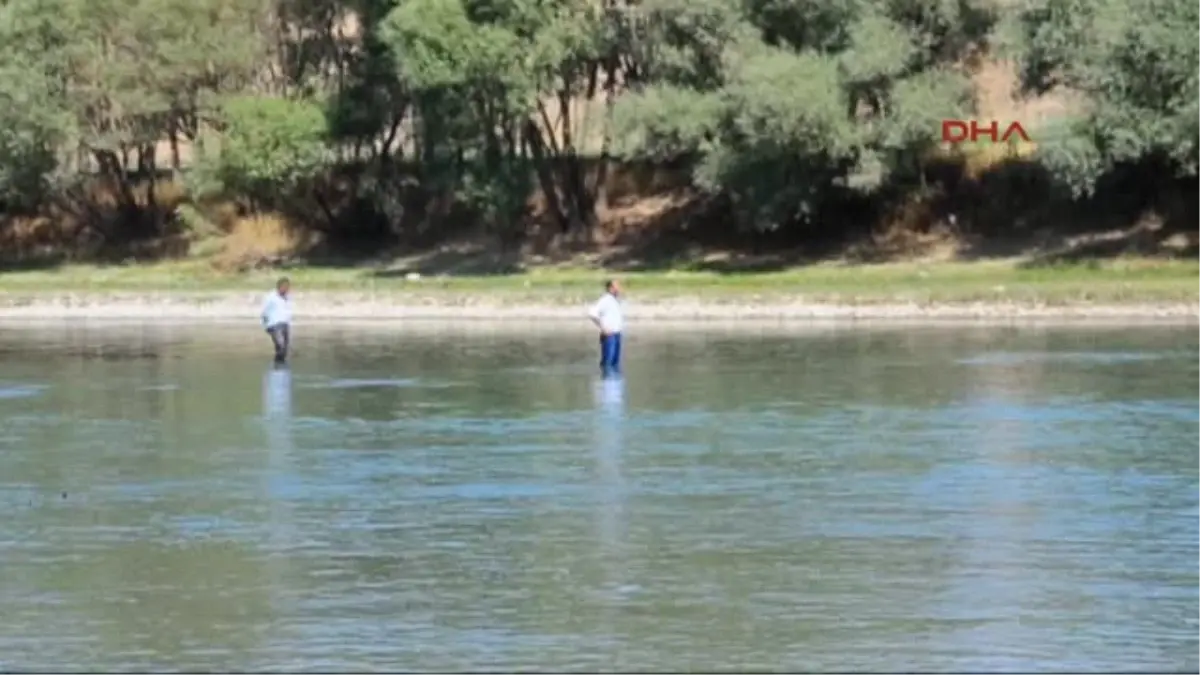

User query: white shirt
[261,290,292,329]
[588,292,623,334]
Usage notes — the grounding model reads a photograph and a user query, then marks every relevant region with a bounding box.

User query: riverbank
[0,258,1194,321]
[0,295,1193,322]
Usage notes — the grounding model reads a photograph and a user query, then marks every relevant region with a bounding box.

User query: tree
[612,0,985,231]
[1003,0,1199,194]
[196,94,330,214]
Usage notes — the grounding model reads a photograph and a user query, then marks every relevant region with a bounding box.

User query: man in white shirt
[261,277,293,365]
[588,279,623,376]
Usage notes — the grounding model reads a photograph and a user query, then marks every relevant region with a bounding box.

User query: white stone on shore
[0,292,1193,324]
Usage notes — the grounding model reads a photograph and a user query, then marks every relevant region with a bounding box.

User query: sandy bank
[0,292,1194,323]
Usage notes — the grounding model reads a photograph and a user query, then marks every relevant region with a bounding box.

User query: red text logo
[941,120,1031,144]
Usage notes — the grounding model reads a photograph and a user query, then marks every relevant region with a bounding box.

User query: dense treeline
[0,0,1195,264]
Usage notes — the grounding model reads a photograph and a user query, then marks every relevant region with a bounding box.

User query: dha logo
[941,120,1032,144]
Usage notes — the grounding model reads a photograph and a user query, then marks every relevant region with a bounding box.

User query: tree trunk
[594,52,621,213]
[169,126,182,172]
[140,144,160,234]
[556,88,593,234]
[524,120,570,233]
[95,148,144,239]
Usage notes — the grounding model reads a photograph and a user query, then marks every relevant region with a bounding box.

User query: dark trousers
[267,323,290,364]
[599,332,622,376]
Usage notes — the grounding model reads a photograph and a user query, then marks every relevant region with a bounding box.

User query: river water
[0,322,1196,672]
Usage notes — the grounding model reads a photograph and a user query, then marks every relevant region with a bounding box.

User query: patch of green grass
[0,257,1195,305]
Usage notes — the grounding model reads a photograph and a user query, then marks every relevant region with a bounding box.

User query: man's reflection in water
[592,375,628,603]
[262,368,294,605]
[264,367,292,420]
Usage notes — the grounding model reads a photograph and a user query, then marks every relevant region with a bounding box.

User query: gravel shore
[0,291,1194,323]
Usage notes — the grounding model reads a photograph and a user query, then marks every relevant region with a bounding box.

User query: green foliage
[611,85,723,160]
[385,0,500,89]
[0,0,1194,243]
[611,0,989,228]
[204,95,330,196]
[0,56,72,207]
[457,159,535,230]
[0,0,73,205]
[0,0,267,215]
[1006,0,1199,194]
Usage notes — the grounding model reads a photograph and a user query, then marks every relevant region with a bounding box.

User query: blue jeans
[599,332,622,375]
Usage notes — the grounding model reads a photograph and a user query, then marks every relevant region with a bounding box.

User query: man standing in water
[261,277,293,366]
[588,279,623,377]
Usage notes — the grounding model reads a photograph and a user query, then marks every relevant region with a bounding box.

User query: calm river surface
[0,322,1196,672]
